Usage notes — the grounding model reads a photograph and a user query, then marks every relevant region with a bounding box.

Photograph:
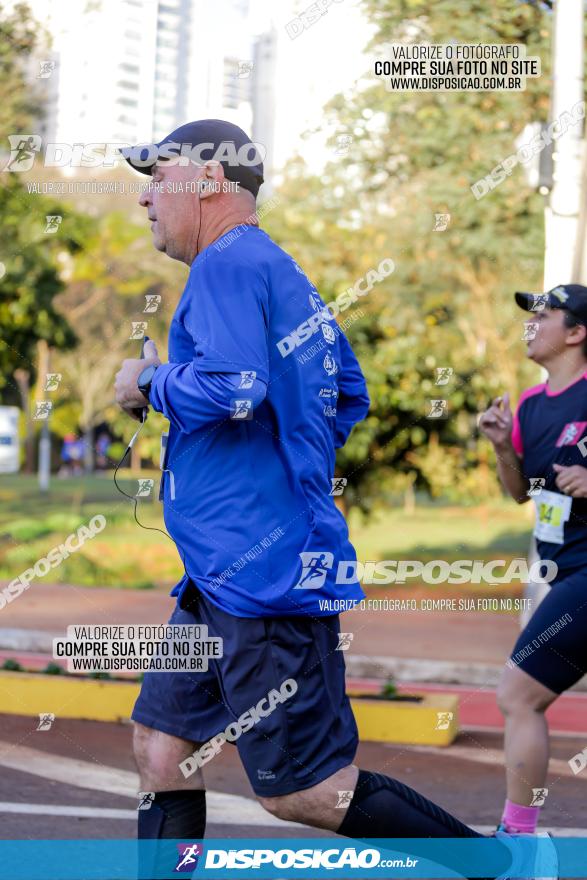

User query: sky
[20,0,375,178]
[251,0,374,172]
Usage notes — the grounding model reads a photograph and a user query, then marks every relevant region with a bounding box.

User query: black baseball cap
[119,119,264,198]
[515,284,587,325]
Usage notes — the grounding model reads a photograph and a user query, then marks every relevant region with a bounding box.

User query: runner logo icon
[294,552,334,589]
[175,843,203,872]
[530,787,548,806]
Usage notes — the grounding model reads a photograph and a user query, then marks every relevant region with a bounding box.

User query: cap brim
[119,144,159,175]
[514,292,537,312]
[118,141,263,195]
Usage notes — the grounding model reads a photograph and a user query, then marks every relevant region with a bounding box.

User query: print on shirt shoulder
[555,421,587,447]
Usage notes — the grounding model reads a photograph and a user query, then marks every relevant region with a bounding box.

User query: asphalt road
[1,714,586,842]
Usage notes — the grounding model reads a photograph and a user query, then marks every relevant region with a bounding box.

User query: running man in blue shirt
[480,284,587,839]
[115,120,553,879]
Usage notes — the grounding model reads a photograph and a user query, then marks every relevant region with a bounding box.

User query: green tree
[0,179,90,398]
[0,3,87,402]
[0,1,43,134]
[270,0,555,512]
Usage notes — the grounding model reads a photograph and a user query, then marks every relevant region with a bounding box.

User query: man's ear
[198,160,224,200]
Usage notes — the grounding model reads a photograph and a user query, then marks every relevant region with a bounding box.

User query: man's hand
[553,463,587,498]
[115,339,161,421]
[478,393,513,449]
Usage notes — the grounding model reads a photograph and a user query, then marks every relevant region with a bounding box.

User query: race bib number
[533,489,572,545]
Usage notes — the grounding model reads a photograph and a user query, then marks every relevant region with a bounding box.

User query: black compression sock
[338,770,510,879]
[138,789,206,879]
[338,769,480,838]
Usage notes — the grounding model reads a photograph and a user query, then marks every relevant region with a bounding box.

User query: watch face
[138,364,157,394]
[139,364,156,383]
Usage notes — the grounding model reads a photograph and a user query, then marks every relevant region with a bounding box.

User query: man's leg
[257,763,513,879]
[497,665,557,827]
[133,723,206,879]
[257,763,480,837]
[134,723,207,835]
[196,600,503,876]
[130,589,231,873]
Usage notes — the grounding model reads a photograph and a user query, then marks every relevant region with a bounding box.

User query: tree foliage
[0,2,88,399]
[268,0,554,511]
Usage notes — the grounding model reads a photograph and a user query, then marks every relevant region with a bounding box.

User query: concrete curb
[0,629,54,652]
[2,630,586,692]
[0,629,500,685]
[345,655,505,687]
[347,654,587,692]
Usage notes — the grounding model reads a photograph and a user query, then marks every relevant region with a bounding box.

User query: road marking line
[0,803,136,819]
[0,741,300,828]
[462,723,585,740]
[0,805,584,838]
[409,743,587,780]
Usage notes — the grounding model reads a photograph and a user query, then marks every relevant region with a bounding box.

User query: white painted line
[462,723,584,740]
[0,802,136,819]
[0,740,137,798]
[0,741,301,829]
[0,799,297,829]
[409,743,587,780]
[0,805,585,839]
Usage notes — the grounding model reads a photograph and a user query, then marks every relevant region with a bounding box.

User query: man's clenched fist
[115,338,161,421]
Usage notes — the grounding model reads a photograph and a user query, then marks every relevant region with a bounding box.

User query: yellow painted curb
[0,671,139,722]
[349,692,459,746]
[0,673,458,747]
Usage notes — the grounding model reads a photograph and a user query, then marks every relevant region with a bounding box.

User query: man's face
[524,306,585,364]
[138,161,202,263]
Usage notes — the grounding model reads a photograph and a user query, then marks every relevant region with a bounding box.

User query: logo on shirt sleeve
[323,353,339,376]
[321,323,336,344]
[555,421,587,447]
[309,292,321,310]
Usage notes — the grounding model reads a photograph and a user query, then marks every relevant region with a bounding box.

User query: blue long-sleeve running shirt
[149,224,370,617]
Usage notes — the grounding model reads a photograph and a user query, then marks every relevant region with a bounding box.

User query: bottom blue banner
[0,837,585,879]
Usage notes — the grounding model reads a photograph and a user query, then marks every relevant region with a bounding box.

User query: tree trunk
[404,478,416,514]
[83,426,95,472]
[14,368,33,473]
[35,340,51,489]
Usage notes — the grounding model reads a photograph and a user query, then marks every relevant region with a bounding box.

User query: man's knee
[133,722,162,770]
[257,765,357,825]
[133,722,204,790]
[257,791,301,822]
